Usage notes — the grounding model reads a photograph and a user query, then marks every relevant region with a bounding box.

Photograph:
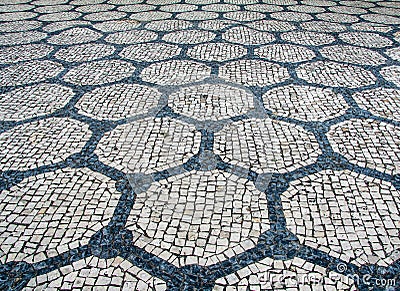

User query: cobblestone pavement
[0,0,400,290]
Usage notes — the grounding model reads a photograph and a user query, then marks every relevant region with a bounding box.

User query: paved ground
[0,0,400,290]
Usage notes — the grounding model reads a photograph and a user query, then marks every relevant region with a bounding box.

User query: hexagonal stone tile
[361,14,400,25]
[263,0,296,4]
[92,19,140,32]
[168,83,255,121]
[222,26,275,45]
[328,119,400,174]
[0,117,91,171]
[296,61,376,88]
[0,60,63,87]
[219,60,289,87]
[43,20,90,33]
[117,4,155,12]
[141,60,211,86]
[0,84,73,121]
[282,170,400,266]
[288,4,325,13]
[144,19,193,31]
[320,45,386,66]
[203,3,240,12]
[126,170,270,267]
[0,44,53,64]
[76,3,114,12]
[370,7,400,16]
[95,117,201,174]
[214,118,321,173]
[199,19,238,31]
[379,1,400,8]
[0,11,37,21]
[0,20,41,32]
[0,3,34,12]
[245,3,283,12]
[110,0,142,4]
[76,84,161,120]
[34,0,68,4]
[0,168,120,264]
[339,32,392,48]
[386,47,400,62]
[263,85,348,121]
[146,0,180,4]
[120,43,181,62]
[105,29,158,44]
[162,30,215,44]
[214,257,356,290]
[340,0,374,8]
[351,22,392,33]
[38,11,82,21]
[71,0,104,4]
[130,11,172,21]
[353,88,400,122]
[83,11,126,21]
[187,43,247,62]
[54,43,115,63]
[176,11,218,20]
[0,0,30,3]
[380,66,400,87]
[245,20,295,32]
[48,27,102,45]
[147,0,180,4]
[316,12,359,23]
[160,3,197,12]
[329,5,367,14]
[255,44,315,63]
[226,0,257,4]
[223,11,265,21]
[0,31,47,46]
[34,4,73,13]
[302,0,337,6]
[26,256,167,290]
[301,20,346,32]
[270,11,313,21]
[63,60,135,85]
[281,31,335,46]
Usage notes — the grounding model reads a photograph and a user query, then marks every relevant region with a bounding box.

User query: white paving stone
[214,257,356,290]
[141,60,211,85]
[96,117,201,174]
[328,119,400,174]
[76,84,161,120]
[214,118,322,173]
[127,170,270,267]
[26,256,167,290]
[0,118,91,171]
[168,83,255,121]
[282,170,400,266]
[263,85,348,121]
[0,84,73,121]
[219,60,290,87]
[0,168,120,264]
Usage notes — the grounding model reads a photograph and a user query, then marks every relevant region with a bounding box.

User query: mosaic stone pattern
[214,257,357,290]
[0,168,120,264]
[127,170,270,267]
[0,0,399,290]
[168,82,255,121]
[96,118,202,174]
[282,170,400,267]
[26,256,167,290]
